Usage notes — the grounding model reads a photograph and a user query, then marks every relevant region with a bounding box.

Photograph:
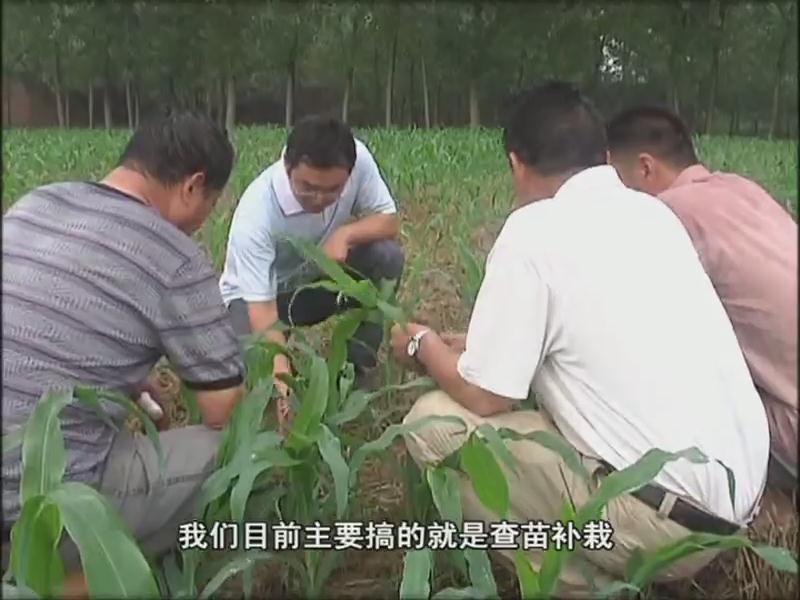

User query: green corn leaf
[9,495,64,596]
[328,376,438,427]
[161,551,194,600]
[514,549,540,599]
[349,415,468,488]
[328,310,365,415]
[47,481,160,598]
[716,459,737,517]
[624,548,646,583]
[230,460,276,524]
[328,389,371,427]
[315,424,351,519]
[496,428,590,484]
[1,582,40,599]
[459,434,509,519]
[198,551,273,600]
[399,548,433,600]
[75,386,166,478]
[2,425,25,455]
[313,549,344,596]
[595,581,641,599]
[242,564,254,600]
[286,354,330,451]
[432,587,489,599]
[444,550,469,581]
[537,501,579,597]
[475,423,518,475]
[20,389,73,504]
[628,532,798,588]
[578,447,709,525]
[464,549,498,599]
[752,545,799,573]
[426,466,463,527]
[285,236,376,305]
[376,298,407,324]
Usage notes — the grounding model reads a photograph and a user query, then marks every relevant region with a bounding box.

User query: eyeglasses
[289,177,345,202]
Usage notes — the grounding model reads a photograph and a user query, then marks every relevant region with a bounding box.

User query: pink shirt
[659,165,798,472]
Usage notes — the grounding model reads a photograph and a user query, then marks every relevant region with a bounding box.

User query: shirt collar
[272,158,306,217]
[553,165,625,201]
[668,164,712,191]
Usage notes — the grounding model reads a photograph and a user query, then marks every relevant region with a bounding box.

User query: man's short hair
[117,110,234,192]
[284,116,357,172]
[502,81,607,177]
[606,106,699,169]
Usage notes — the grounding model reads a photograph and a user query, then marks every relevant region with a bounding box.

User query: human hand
[440,332,467,353]
[390,322,432,371]
[321,227,352,263]
[132,376,171,431]
[273,372,293,435]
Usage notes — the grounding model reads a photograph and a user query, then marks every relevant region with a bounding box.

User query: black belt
[596,460,741,535]
[630,483,741,535]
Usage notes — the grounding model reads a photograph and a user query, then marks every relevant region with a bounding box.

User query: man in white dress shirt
[390,82,769,595]
[219,116,403,417]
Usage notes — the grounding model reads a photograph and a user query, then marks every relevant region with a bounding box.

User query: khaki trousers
[402,391,726,598]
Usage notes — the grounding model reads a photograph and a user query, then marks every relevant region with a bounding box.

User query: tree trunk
[64,91,70,128]
[103,82,112,129]
[103,53,112,130]
[515,48,526,89]
[125,78,134,129]
[134,87,140,128]
[421,56,430,128]
[384,30,398,127]
[88,81,94,129]
[408,58,415,126]
[341,65,353,123]
[285,59,295,128]
[468,78,480,128]
[205,85,213,118]
[225,75,236,133]
[769,9,791,139]
[433,81,440,127]
[54,50,64,128]
[704,0,726,134]
[4,76,11,126]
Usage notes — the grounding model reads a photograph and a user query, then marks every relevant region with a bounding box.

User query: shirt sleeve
[158,250,245,391]
[352,143,398,217]
[224,199,279,303]
[456,240,551,400]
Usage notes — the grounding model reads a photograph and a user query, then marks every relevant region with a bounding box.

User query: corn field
[1,128,798,599]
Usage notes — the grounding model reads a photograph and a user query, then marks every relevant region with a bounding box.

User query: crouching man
[390,82,769,596]
[219,116,404,420]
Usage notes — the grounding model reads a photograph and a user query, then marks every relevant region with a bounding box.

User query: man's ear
[184,172,206,200]
[638,153,658,180]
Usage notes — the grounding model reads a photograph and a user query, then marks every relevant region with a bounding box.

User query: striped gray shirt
[2,181,244,523]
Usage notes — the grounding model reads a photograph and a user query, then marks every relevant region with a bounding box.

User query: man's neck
[101,167,160,208]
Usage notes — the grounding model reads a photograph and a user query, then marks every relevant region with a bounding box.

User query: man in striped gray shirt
[2,111,245,592]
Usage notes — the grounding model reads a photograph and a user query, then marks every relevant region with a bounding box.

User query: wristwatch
[407,329,431,363]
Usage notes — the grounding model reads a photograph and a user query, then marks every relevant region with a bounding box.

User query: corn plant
[397,421,799,599]
[0,388,160,598]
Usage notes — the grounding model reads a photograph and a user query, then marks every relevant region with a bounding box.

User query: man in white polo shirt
[390,82,769,595]
[220,116,403,413]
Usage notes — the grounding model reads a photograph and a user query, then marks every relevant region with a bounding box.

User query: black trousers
[228,239,404,372]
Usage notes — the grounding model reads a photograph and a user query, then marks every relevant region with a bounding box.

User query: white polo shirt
[457,165,769,525]
[219,138,397,304]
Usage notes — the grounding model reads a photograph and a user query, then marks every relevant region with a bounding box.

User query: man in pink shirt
[606,106,797,495]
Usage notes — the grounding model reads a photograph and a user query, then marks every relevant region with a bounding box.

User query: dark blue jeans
[228,239,404,372]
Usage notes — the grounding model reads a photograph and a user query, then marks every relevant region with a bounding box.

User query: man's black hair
[502,81,607,177]
[606,106,699,169]
[117,109,234,192]
[284,115,357,172]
